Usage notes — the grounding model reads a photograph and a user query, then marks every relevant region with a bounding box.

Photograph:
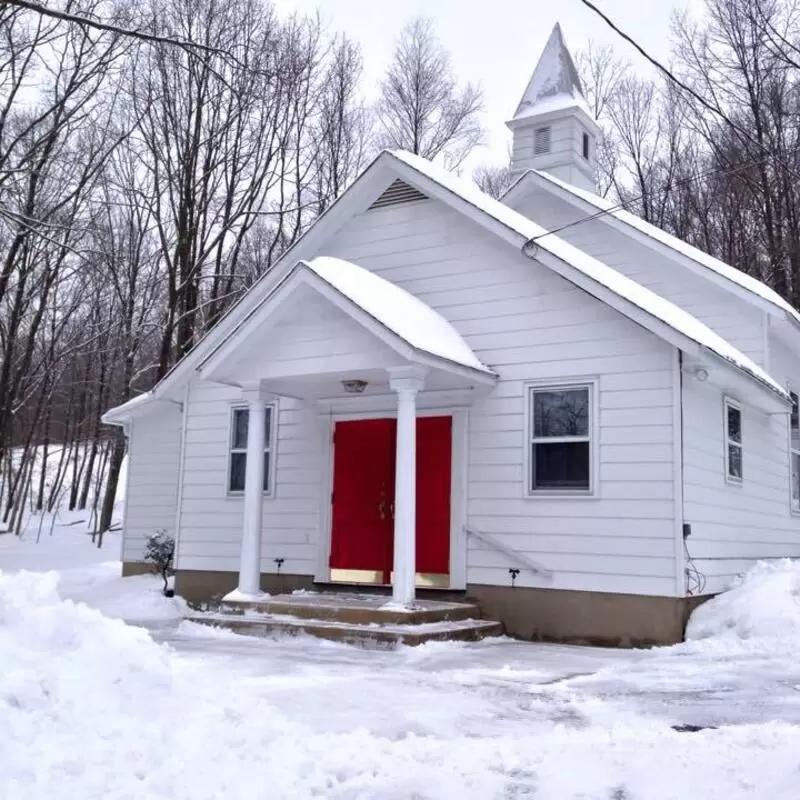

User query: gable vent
[369,179,428,210]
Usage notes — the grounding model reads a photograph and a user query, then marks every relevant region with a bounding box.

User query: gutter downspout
[674,351,686,600]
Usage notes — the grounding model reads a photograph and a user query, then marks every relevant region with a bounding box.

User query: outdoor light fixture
[693,367,709,382]
[342,379,368,394]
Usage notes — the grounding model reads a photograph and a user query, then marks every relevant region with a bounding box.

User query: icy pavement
[2,524,800,798]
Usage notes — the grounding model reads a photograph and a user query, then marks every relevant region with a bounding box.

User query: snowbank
[686,559,800,645]
[4,570,800,799]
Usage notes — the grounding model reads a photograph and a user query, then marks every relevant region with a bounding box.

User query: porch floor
[189,591,503,647]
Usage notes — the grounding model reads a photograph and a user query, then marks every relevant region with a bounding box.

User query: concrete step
[188,611,503,648]
[221,592,481,626]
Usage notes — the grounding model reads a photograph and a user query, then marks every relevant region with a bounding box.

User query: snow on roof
[533,169,800,326]
[388,150,787,399]
[102,391,154,423]
[301,256,493,375]
[510,23,590,122]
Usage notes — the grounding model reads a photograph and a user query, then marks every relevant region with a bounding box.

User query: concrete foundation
[173,568,314,607]
[121,561,152,577]
[466,584,708,647]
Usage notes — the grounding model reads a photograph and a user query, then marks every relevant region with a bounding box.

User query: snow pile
[4,569,800,799]
[686,559,800,645]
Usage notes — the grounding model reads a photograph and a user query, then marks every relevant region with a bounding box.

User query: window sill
[524,490,598,500]
[225,491,274,499]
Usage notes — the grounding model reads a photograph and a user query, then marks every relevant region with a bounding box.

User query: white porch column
[388,366,427,607]
[237,384,268,596]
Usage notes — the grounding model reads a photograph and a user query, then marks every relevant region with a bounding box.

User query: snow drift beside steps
[686,559,800,644]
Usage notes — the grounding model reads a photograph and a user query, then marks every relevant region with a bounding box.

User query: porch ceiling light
[342,379,368,394]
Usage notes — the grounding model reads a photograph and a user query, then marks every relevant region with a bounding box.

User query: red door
[415,416,452,576]
[330,419,395,582]
[329,416,452,583]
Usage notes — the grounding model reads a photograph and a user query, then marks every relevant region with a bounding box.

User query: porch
[195,256,497,618]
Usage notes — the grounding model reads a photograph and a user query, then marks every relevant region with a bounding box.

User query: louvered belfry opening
[369,179,428,210]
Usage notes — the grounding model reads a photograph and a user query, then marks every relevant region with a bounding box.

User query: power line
[577,0,800,177]
[3,0,257,66]
[528,149,780,243]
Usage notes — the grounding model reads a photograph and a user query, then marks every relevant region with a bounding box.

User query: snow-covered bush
[144,530,175,596]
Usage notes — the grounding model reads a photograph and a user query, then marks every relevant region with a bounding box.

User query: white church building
[105,24,800,645]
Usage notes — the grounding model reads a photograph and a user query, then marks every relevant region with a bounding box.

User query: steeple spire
[512,23,589,121]
[507,23,599,191]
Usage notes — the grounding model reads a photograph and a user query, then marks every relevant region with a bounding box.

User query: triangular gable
[104,149,788,424]
[198,257,495,386]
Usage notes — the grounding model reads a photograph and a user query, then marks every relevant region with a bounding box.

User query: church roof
[511,23,590,122]
[517,168,800,329]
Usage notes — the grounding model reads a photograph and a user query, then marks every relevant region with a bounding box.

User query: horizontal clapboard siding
[176,380,324,575]
[511,117,575,174]
[123,406,181,562]
[511,190,766,366]
[682,338,800,594]
[322,199,678,597]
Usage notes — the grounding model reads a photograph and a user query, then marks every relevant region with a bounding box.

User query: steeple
[507,23,599,191]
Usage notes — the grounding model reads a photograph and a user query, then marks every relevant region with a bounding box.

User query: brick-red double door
[329,417,451,584]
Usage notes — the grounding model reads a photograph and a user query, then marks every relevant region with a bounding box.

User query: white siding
[321,200,679,597]
[511,117,574,174]
[123,406,181,562]
[510,190,766,365]
[177,380,323,575]
[681,344,800,594]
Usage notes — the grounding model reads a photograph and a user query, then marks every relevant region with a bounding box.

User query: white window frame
[789,389,800,513]
[524,379,598,498]
[226,402,277,497]
[534,126,552,155]
[723,396,743,485]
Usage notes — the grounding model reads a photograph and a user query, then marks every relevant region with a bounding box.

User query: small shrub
[144,530,175,596]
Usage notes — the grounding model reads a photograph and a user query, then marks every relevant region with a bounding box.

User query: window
[791,391,800,510]
[534,126,551,155]
[529,384,592,493]
[228,405,274,494]
[582,132,590,160]
[724,398,743,484]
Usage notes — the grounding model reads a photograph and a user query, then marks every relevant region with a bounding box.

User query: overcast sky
[273,0,696,168]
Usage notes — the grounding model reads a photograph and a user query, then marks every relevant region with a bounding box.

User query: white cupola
[506,23,600,191]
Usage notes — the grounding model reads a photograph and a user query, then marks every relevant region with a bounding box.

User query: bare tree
[308,35,370,215]
[473,163,515,198]
[576,42,629,196]
[376,17,483,168]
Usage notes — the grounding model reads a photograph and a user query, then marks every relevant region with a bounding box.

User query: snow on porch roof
[300,256,494,376]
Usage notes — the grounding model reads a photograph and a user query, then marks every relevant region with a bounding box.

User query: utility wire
[527,148,782,243]
[2,0,274,88]
[3,0,231,57]
[578,0,800,178]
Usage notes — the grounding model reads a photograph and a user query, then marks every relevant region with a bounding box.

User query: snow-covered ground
[2,524,800,799]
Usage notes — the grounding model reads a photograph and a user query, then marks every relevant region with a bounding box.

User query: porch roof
[303,256,491,375]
